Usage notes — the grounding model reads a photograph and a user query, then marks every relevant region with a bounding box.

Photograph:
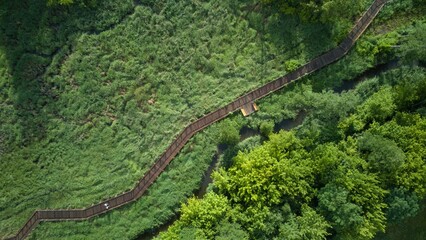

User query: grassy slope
[0,0,339,237]
[24,2,426,240]
[1,0,422,239]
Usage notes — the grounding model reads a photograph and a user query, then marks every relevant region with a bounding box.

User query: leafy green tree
[337,169,388,239]
[216,220,249,240]
[319,0,369,23]
[385,187,420,223]
[392,68,426,111]
[315,137,388,239]
[218,119,240,146]
[339,86,396,135]
[213,131,314,208]
[369,113,426,196]
[311,143,344,184]
[180,193,230,236]
[173,227,205,240]
[318,183,364,238]
[162,111,425,240]
[160,192,231,239]
[259,121,274,137]
[237,205,285,239]
[358,132,405,175]
[399,22,426,63]
[278,205,330,240]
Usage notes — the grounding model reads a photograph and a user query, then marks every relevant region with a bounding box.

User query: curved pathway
[5,0,388,239]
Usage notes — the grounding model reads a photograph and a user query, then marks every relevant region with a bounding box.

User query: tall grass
[0,0,341,237]
[0,0,419,238]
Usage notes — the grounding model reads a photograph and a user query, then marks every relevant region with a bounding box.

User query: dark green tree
[216,220,249,240]
[399,22,426,63]
[358,132,405,175]
[278,205,330,240]
[385,187,420,223]
[339,86,396,135]
[259,121,274,137]
[318,183,364,238]
[218,119,240,146]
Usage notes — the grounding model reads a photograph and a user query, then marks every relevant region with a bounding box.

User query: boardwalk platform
[241,102,259,116]
[6,0,388,239]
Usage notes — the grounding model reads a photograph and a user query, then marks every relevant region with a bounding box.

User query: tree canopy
[159,65,426,240]
[399,22,426,63]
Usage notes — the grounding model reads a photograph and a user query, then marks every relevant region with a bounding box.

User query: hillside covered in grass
[0,0,336,236]
[1,0,425,239]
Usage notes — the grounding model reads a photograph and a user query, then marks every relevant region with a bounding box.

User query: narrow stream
[274,111,307,132]
[135,59,404,240]
[334,60,399,93]
[239,126,259,140]
[195,153,220,198]
[136,215,179,240]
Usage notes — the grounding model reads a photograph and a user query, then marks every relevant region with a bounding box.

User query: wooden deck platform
[241,102,259,116]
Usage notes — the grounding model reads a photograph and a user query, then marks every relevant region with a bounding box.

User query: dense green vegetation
[0,0,424,239]
[157,4,426,238]
[376,200,426,240]
[47,0,76,5]
[0,0,338,237]
[159,65,426,239]
[261,0,368,21]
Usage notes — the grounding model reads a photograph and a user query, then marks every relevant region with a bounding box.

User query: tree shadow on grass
[246,6,335,66]
[0,0,57,146]
[0,0,135,147]
[266,14,335,59]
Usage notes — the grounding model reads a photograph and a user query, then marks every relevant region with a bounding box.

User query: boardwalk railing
[5,0,387,239]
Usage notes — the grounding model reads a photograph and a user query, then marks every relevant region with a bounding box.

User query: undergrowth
[0,0,422,238]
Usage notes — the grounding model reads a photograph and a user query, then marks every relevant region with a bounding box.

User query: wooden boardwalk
[4,0,388,239]
[241,102,259,116]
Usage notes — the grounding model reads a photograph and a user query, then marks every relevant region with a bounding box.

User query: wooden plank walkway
[4,0,388,239]
[241,102,259,116]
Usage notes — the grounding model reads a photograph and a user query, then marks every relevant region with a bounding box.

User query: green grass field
[0,0,423,239]
[0,0,341,237]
